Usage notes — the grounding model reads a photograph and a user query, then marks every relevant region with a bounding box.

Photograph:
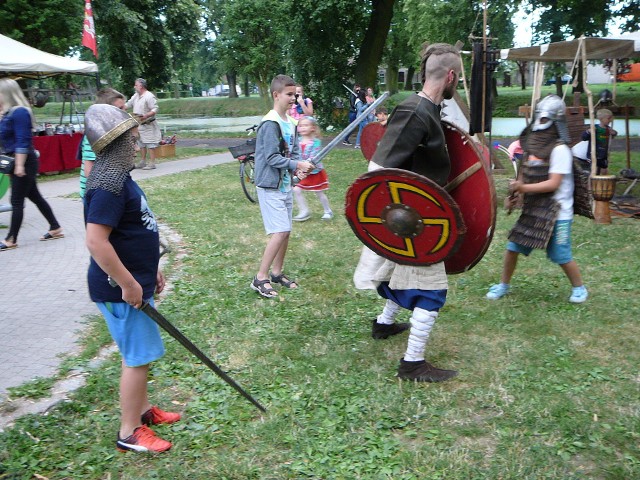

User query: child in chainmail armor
[83,104,181,453]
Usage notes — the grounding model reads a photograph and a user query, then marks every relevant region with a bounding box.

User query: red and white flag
[82,0,98,58]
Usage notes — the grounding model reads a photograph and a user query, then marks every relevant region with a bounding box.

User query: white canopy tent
[0,34,98,79]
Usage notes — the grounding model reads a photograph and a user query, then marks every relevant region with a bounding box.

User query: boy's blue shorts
[257,187,293,234]
[507,219,573,265]
[97,299,165,367]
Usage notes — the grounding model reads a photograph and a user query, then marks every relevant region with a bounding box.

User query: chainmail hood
[86,132,137,196]
[84,103,140,196]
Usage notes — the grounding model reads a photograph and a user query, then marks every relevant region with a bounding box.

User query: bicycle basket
[229,138,256,158]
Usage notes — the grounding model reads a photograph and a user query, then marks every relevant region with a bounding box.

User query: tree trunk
[386,65,399,95]
[354,0,395,88]
[257,78,271,109]
[228,71,238,98]
[244,75,250,97]
[404,65,416,90]
[517,61,527,90]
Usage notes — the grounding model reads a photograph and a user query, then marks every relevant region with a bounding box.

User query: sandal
[270,272,298,289]
[40,230,64,241]
[251,276,278,298]
[0,242,17,251]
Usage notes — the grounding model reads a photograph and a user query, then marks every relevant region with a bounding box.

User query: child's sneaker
[569,286,588,304]
[486,283,510,300]
[293,212,311,222]
[141,405,181,426]
[116,425,171,453]
[321,211,334,220]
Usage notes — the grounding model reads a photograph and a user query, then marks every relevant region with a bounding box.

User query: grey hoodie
[254,110,301,189]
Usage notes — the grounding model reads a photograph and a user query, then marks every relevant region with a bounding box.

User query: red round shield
[442,121,497,274]
[345,169,466,266]
[360,122,385,161]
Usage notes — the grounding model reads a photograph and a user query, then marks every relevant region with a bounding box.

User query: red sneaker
[116,425,172,453]
[141,405,182,426]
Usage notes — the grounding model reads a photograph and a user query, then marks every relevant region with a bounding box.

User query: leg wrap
[404,308,438,362]
[377,299,401,325]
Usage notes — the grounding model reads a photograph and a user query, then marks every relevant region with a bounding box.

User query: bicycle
[229,124,259,203]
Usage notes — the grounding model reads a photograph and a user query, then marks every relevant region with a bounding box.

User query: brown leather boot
[371,320,410,339]
[397,359,458,382]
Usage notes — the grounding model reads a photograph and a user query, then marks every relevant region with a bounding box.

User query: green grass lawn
[1,149,639,479]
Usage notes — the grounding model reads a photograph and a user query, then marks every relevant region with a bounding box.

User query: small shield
[360,122,386,161]
[345,169,466,266]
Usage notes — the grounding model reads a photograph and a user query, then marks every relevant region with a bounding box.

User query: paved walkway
[0,152,234,400]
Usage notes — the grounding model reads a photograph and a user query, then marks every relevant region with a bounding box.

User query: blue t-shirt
[277,117,295,193]
[84,177,160,302]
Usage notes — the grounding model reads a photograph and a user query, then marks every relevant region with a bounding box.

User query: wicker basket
[229,138,256,158]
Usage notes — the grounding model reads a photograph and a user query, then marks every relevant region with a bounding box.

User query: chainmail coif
[86,132,137,196]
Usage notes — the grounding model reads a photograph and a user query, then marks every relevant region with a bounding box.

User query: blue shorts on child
[507,219,573,265]
[97,299,165,367]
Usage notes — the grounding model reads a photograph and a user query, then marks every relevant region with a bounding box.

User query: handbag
[0,154,15,175]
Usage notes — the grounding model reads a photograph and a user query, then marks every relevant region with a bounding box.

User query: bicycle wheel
[240,158,257,203]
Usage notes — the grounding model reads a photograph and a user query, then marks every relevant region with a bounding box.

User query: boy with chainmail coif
[83,104,181,453]
[486,95,588,304]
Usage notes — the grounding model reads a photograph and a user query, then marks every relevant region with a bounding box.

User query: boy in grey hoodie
[251,74,313,298]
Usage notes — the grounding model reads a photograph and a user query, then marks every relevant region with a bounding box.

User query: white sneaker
[486,283,510,300]
[569,286,588,303]
[293,212,310,222]
[321,212,334,220]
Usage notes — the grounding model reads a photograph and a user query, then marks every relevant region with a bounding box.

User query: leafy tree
[382,2,418,94]
[616,1,640,33]
[0,0,83,55]
[353,0,396,89]
[201,0,241,97]
[210,0,290,105]
[403,0,518,52]
[528,0,615,92]
[93,0,202,95]
[286,0,370,125]
[163,0,203,97]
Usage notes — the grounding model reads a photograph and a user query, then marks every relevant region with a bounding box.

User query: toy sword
[140,302,267,413]
[108,276,266,413]
[293,92,389,184]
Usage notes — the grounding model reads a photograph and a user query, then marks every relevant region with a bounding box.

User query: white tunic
[126,90,161,144]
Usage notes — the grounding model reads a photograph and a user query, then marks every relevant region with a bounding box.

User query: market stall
[500,33,640,223]
[0,34,98,174]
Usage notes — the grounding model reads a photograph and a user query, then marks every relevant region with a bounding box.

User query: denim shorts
[257,187,293,234]
[507,219,573,265]
[97,299,165,367]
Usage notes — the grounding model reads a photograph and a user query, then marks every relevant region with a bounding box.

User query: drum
[590,175,617,201]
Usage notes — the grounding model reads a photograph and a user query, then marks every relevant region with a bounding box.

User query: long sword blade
[293,92,389,185]
[312,91,389,167]
[141,303,267,413]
